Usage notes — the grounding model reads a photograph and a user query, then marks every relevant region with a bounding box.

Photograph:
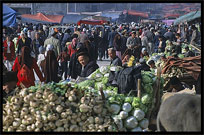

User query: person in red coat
[3,35,16,71]
[68,38,78,58]
[12,46,45,88]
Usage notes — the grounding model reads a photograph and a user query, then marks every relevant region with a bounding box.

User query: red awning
[21,13,64,23]
[164,14,180,18]
[77,20,107,25]
[127,10,148,18]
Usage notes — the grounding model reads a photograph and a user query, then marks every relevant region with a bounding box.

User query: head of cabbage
[141,94,151,105]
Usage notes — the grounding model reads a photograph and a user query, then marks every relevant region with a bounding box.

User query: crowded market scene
[2,3,202,132]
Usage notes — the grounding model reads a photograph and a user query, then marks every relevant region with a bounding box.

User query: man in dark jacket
[108,27,117,48]
[184,46,195,57]
[61,28,72,48]
[164,29,174,41]
[108,48,122,66]
[77,51,99,77]
[31,32,44,59]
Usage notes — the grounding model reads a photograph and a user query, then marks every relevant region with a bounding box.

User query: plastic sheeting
[21,13,63,24]
[174,11,201,25]
[3,4,17,27]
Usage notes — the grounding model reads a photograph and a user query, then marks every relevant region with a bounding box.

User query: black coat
[80,61,99,77]
[17,38,32,54]
[68,53,82,79]
[110,56,122,66]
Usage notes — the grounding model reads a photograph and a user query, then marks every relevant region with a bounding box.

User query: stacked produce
[107,94,150,132]
[3,63,165,132]
[78,66,121,94]
[3,83,117,132]
[162,66,187,87]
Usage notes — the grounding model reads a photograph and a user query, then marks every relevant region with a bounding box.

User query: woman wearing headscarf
[68,38,78,58]
[12,46,44,88]
[140,48,149,59]
[16,31,32,55]
[43,50,59,83]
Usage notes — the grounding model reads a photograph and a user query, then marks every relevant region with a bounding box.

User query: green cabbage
[108,97,118,104]
[99,66,110,74]
[113,87,118,93]
[78,80,95,88]
[132,97,141,108]
[115,94,125,104]
[109,104,121,115]
[102,77,109,84]
[142,74,153,84]
[125,97,133,104]
[141,94,151,105]
[143,83,153,94]
[139,118,149,129]
[125,116,138,129]
[132,109,145,121]
[140,104,148,114]
[119,111,128,119]
[122,103,132,112]
[87,69,101,79]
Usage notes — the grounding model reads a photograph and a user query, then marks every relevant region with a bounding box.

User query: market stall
[3,4,17,27]
[77,20,107,25]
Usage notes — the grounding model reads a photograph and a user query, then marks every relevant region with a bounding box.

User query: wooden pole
[137,79,141,98]
[99,87,105,101]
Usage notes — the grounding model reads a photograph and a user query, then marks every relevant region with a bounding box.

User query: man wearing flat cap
[126,31,141,59]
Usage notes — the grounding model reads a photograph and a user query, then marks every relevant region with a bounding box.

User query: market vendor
[108,48,122,66]
[77,50,99,78]
[3,71,18,103]
[122,54,131,66]
[139,58,150,71]
[148,60,156,69]
[167,76,191,92]
[174,33,183,54]
[184,46,195,57]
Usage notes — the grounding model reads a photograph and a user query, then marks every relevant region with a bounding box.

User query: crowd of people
[2,21,201,100]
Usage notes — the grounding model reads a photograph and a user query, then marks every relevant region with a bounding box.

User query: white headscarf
[142,48,147,54]
[45,44,54,56]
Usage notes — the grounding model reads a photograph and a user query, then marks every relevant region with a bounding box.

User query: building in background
[5,3,201,15]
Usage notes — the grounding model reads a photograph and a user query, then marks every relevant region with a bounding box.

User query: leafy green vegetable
[102,77,109,84]
[125,97,133,104]
[115,94,125,104]
[132,97,141,108]
[95,82,106,90]
[78,80,95,88]
[140,104,148,114]
[143,83,153,94]
[141,94,151,105]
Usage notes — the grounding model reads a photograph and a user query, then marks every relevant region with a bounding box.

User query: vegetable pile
[162,66,187,88]
[79,66,121,94]
[3,83,117,132]
[3,64,165,132]
[107,95,150,132]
